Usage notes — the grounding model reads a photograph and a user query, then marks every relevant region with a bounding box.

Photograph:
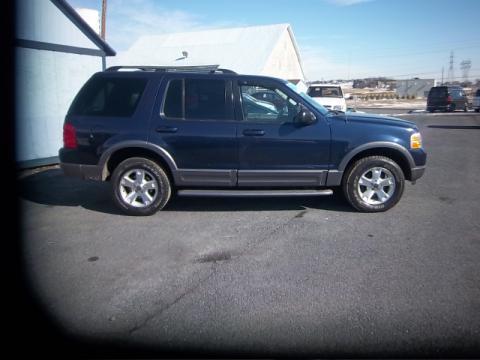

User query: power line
[346,38,480,53]
[309,43,480,62]
[350,68,480,79]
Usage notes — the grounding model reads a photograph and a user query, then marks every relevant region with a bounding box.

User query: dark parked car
[473,88,480,112]
[427,86,468,112]
[60,65,426,215]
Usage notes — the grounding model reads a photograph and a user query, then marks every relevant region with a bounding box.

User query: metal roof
[111,23,304,78]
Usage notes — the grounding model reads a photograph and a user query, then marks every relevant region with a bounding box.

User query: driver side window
[240,84,298,124]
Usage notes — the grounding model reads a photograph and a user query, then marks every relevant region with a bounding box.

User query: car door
[235,79,331,187]
[149,74,238,187]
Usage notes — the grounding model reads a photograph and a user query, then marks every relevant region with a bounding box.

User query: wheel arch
[339,142,415,181]
[99,142,177,182]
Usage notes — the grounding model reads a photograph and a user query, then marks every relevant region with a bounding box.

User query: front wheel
[342,156,405,212]
[111,157,171,216]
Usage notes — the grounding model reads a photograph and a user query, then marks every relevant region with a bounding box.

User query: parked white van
[307,84,347,112]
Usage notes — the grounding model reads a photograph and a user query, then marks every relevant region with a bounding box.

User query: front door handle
[242,129,265,136]
[156,126,178,133]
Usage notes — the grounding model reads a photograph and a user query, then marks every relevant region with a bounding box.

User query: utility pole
[441,66,444,85]
[101,0,107,40]
[447,51,454,84]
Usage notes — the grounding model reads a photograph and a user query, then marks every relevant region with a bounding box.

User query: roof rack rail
[213,68,237,74]
[105,65,237,74]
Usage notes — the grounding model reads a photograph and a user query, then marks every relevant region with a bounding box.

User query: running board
[177,189,333,197]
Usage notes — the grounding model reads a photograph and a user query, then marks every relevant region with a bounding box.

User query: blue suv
[60,66,426,215]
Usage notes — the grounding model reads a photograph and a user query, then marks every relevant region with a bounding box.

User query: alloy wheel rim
[357,167,396,205]
[119,169,159,208]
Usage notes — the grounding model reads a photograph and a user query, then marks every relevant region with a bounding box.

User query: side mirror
[295,106,316,126]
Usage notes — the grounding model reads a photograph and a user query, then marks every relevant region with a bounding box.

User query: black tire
[342,156,405,212]
[464,106,468,112]
[449,104,456,112]
[111,157,171,216]
[475,109,480,113]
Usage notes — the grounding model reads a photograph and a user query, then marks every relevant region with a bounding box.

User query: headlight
[410,132,422,149]
[333,105,342,111]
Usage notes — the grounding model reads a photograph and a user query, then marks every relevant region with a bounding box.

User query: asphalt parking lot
[19,112,480,356]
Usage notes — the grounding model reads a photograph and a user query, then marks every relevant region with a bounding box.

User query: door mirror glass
[295,106,316,126]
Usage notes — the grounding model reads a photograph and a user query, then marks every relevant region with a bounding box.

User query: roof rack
[105,65,237,74]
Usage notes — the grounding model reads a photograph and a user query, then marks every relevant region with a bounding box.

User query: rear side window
[450,89,464,98]
[163,78,227,120]
[69,77,147,117]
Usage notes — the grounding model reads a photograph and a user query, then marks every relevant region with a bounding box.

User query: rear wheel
[342,156,405,212]
[111,157,171,215]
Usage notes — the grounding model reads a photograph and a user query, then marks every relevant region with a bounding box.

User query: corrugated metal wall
[16,0,105,167]
[16,48,101,163]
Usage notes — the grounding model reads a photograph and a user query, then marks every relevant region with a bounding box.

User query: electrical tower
[446,51,454,84]
[460,60,472,83]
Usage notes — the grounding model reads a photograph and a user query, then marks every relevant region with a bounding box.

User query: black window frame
[160,77,234,121]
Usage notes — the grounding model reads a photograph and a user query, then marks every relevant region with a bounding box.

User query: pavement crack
[128,265,217,336]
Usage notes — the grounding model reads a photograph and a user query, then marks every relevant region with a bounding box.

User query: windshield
[285,82,329,115]
[307,86,343,98]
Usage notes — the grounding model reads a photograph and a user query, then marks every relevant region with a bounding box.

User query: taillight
[63,123,77,149]
[447,95,452,104]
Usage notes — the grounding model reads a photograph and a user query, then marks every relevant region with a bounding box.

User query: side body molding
[98,141,237,186]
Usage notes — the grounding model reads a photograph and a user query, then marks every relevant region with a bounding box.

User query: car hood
[336,112,417,129]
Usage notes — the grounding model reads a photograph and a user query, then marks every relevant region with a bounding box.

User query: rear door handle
[156,126,178,133]
[242,129,265,136]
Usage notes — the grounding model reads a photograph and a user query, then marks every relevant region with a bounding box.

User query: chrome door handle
[156,126,178,133]
[242,129,265,136]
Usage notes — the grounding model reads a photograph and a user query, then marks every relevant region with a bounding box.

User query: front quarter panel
[329,115,422,170]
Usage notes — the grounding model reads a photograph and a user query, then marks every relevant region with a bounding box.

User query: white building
[111,23,306,82]
[16,0,115,167]
[75,8,101,35]
[396,78,436,98]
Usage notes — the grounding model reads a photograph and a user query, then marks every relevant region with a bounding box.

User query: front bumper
[427,104,453,112]
[60,162,103,181]
[410,166,426,181]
